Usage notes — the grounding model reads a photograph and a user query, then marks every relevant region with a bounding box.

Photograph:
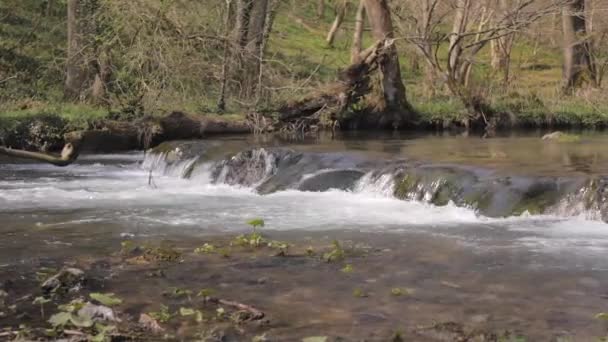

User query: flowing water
[2,131,608,340]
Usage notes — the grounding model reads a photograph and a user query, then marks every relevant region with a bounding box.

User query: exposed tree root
[257,40,396,135]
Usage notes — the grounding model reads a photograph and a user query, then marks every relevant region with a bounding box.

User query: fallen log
[0,141,80,167]
[257,39,395,134]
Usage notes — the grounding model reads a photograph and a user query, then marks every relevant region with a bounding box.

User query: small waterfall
[211,148,280,187]
[547,179,608,221]
[141,143,608,223]
[354,172,396,197]
[142,151,199,179]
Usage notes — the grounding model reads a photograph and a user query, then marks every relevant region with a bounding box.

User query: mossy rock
[1,113,68,151]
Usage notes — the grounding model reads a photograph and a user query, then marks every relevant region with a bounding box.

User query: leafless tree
[326,0,348,47]
[562,0,596,92]
[399,0,567,128]
[351,0,366,62]
[364,0,414,123]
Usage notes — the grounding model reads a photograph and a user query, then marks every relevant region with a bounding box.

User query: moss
[394,173,421,199]
[511,184,562,216]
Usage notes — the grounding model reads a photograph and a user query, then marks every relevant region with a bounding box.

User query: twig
[204,296,265,320]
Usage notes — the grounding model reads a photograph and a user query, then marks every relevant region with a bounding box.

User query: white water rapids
[1,151,608,266]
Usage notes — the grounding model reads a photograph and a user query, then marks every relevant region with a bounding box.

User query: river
[1,131,607,340]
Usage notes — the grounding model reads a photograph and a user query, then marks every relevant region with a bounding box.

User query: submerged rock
[41,267,85,294]
[78,302,121,323]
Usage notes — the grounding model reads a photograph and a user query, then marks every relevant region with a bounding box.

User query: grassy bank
[1,1,607,140]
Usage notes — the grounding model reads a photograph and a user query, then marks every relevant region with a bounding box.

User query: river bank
[1,101,608,153]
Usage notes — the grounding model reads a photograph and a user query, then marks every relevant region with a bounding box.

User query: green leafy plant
[233,218,268,248]
[194,243,216,254]
[197,288,215,297]
[246,218,265,230]
[352,288,368,298]
[341,264,354,273]
[89,293,122,307]
[323,240,345,262]
[163,287,192,300]
[148,304,174,323]
[390,287,413,297]
[33,296,51,318]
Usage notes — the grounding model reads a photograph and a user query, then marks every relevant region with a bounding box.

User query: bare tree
[65,0,90,100]
[364,0,414,123]
[317,0,326,18]
[401,0,566,128]
[327,0,348,47]
[490,0,516,84]
[217,0,234,112]
[562,0,596,92]
[351,0,366,62]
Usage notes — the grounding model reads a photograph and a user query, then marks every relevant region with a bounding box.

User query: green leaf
[57,299,85,313]
[302,337,328,342]
[341,264,354,273]
[195,310,204,323]
[179,307,196,316]
[48,312,72,327]
[596,312,608,320]
[90,293,122,307]
[33,296,51,305]
[390,287,413,297]
[148,304,173,323]
[197,288,214,297]
[246,218,265,228]
[69,314,94,328]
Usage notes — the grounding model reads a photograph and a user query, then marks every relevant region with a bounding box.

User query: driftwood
[259,39,394,134]
[0,142,81,167]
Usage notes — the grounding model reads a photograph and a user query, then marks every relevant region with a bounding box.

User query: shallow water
[1,132,608,339]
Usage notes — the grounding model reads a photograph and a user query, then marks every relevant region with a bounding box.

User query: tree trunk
[241,0,270,100]
[448,0,470,82]
[234,0,254,50]
[363,0,413,122]
[255,0,279,107]
[65,0,89,100]
[326,0,347,47]
[317,0,325,19]
[351,0,366,63]
[217,0,234,112]
[46,0,54,16]
[490,0,515,85]
[562,0,596,92]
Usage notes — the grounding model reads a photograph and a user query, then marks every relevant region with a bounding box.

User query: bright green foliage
[148,304,174,323]
[89,293,122,307]
[595,312,608,320]
[246,218,265,230]
[341,264,354,273]
[197,288,215,297]
[323,240,345,263]
[390,288,412,297]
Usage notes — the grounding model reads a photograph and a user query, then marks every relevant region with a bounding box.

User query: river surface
[1,131,608,340]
